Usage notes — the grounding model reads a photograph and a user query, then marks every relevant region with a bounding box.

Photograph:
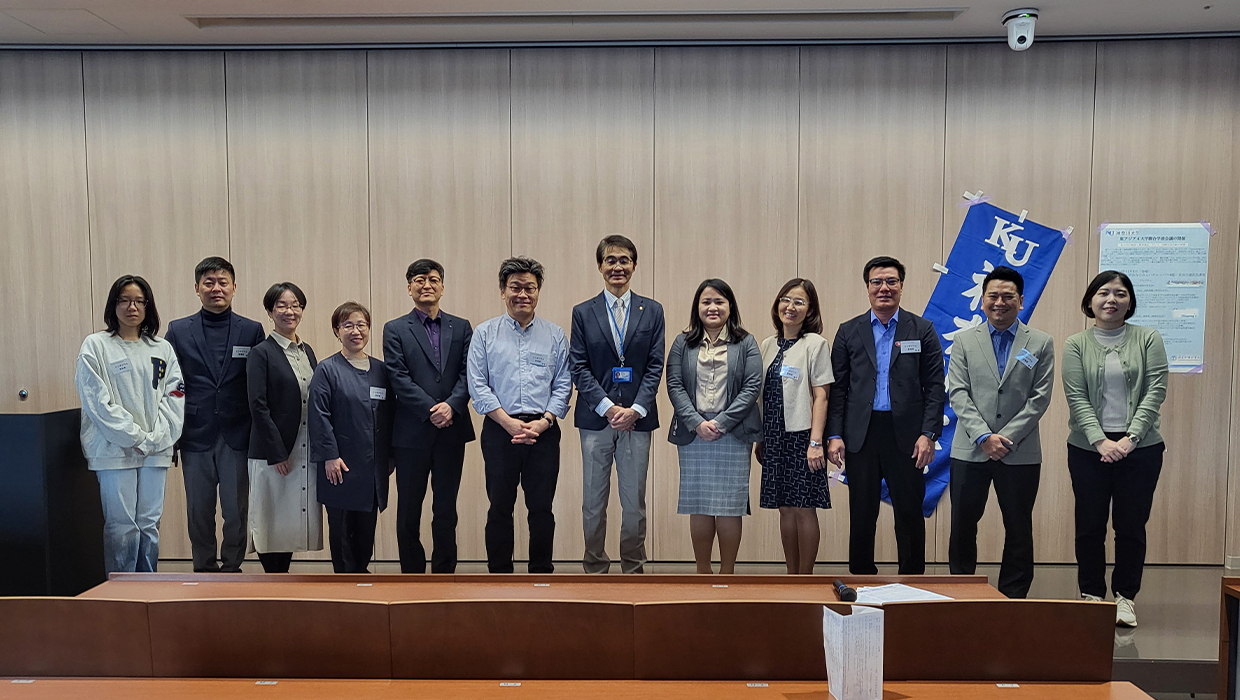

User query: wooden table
[0,679,1154,699]
[1221,577,1240,699]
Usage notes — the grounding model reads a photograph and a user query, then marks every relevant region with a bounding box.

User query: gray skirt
[676,431,753,517]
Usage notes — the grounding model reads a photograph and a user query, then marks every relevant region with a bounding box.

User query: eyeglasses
[984,293,1018,303]
[603,256,633,267]
[117,298,148,308]
[507,284,539,295]
[273,302,302,312]
[779,297,808,308]
[338,322,369,332]
[411,276,443,288]
[867,278,902,289]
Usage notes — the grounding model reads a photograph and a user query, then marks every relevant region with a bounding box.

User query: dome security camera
[1003,8,1038,51]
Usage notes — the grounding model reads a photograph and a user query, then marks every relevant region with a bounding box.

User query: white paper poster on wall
[1098,223,1211,373]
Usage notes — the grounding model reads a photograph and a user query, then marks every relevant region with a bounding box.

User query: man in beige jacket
[947,265,1055,598]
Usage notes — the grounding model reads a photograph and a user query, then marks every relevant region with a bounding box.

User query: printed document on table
[853,583,953,605]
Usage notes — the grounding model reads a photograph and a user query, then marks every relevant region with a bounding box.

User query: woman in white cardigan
[757,278,834,574]
[75,275,185,574]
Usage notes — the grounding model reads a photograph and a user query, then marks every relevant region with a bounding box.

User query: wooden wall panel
[366,49,512,563]
[1090,39,1240,565]
[798,45,947,565]
[82,51,230,560]
[650,47,800,562]
[511,48,656,565]
[937,43,1097,565]
[226,51,372,561]
[0,52,93,414]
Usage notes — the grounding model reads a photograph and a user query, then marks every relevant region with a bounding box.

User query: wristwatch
[809,440,822,448]
[542,413,557,428]
[1125,433,1141,446]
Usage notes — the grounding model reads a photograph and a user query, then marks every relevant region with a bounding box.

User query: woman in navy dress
[309,301,394,574]
[758,279,834,574]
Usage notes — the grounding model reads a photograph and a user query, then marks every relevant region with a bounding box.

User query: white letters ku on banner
[887,202,1067,516]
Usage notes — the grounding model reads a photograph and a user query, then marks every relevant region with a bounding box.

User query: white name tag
[779,365,801,380]
[370,387,387,400]
[110,359,132,374]
[530,353,548,367]
[232,345,251,358]
[897,340,922,354]
[1015,348,1038,369]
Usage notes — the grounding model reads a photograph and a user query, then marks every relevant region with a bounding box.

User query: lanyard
[607,297,631,366]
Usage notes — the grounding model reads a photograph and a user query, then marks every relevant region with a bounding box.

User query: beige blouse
[696,327,730,414]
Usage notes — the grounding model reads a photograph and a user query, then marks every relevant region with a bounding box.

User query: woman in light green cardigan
[1062,270,1168,629]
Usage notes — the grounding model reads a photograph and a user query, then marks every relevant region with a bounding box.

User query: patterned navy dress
[760,337,831,510]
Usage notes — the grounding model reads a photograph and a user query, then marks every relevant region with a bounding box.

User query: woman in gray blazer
[666,279,762,574]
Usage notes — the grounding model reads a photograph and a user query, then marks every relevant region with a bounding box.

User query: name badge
[897,340,922,354]
[232,345,251,359]
[1015,348,1038,369]
[370,387,387,400]
[779,365,801,380]
[529,353,548,368]
[612,367,634,383]
[110,358,132,374]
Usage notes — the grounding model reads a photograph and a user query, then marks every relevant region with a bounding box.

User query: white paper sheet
[853,583,954,605]
[822,605,884,700]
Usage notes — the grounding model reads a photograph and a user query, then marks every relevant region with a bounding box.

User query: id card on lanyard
[609,297,632,383]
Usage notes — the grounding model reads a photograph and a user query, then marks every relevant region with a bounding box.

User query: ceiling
[0,1,1235,46]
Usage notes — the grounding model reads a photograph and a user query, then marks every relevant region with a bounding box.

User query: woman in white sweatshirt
[75,275,185,574]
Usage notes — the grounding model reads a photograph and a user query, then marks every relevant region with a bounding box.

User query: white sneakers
[1081,592,1137,626]
[1115,595,1138,627]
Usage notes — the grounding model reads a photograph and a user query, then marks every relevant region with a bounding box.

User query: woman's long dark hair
[103,275,160,339]
[685,278,748,347]
[769,278,823,337]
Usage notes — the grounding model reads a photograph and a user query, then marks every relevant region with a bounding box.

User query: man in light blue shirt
[468,256,572,573]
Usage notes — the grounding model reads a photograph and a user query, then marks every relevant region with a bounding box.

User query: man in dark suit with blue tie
[383,259,475,574]
[570,235,665,574]
[165,256,265,572]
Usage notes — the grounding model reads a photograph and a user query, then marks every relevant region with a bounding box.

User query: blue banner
[881,201,1068,516]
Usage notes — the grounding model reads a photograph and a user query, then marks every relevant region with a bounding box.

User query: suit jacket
[309,354,394,513]
[569,292,665,432]
[665,332,763,446]
[246,335,318,463]
[827,308,946,455]
[948,321,1055,464]
[165,310,265,453]
[382,309,475,448]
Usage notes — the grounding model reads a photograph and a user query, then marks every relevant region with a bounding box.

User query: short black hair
[770,278,823,337]
[862,256,906,283]
[104,275,160,339]
[1082,270,1137,319]
[596,235,638,266]
[983,265,1024,296]
[263,282,307,312]
[331,301,371,330]
[686,278,749,347]
[498,256,545,290]
[406,259,445,283]
[195,256,235,284]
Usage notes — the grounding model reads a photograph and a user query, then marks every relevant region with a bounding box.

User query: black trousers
[847,411,926,575]
[395,439,466,574]
[1067,435,1164,600]
[481,417,561,574]
[257,551,293,573]
[948,458,1041,598]
[325,503,379,574]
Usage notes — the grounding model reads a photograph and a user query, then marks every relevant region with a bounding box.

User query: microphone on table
[834,579,857,602]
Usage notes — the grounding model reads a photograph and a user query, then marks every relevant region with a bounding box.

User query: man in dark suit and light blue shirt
[164,256,265,572]
[947,265,1054,598]
[826,255,946,575]
[383,259,475,574]
[570,235,665,574]
[468,256,572,574]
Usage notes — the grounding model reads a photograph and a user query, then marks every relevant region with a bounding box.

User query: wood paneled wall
[4,40,1240,567]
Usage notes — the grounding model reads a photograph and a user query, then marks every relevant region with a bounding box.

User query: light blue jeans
[95,467,168,574]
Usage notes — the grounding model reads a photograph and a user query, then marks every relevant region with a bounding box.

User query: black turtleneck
[201,307,232,370]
